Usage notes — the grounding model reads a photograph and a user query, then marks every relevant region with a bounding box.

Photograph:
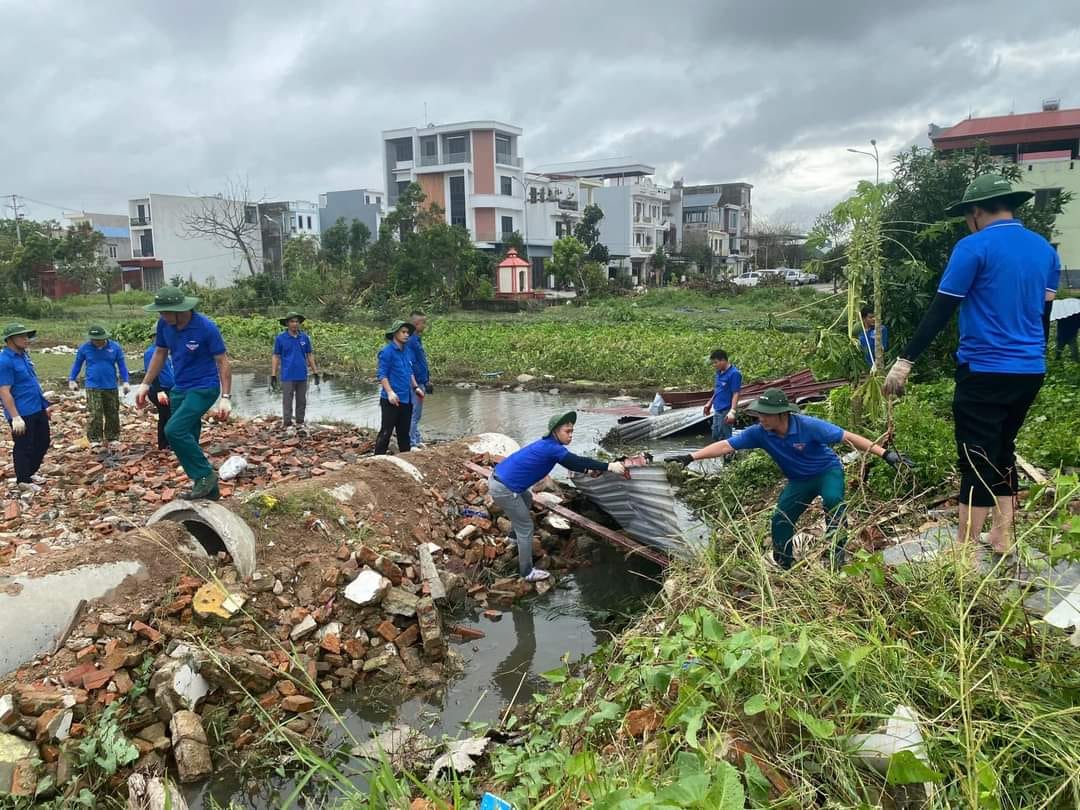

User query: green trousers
[164,388,219,482]
[771,466,847,569]
[86,388,120,442]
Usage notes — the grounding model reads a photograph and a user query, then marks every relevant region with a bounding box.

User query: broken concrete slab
[169,710,212,783]
[126,772,190,810]
[290,615,318,641]
[327,483,356,503]
[147,500,257,578]
[0,732,37,794]
[418,545,446,602]
[343,569,391,607]
[382,588,419,617]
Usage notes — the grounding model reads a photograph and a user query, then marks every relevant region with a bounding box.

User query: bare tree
[179,176,263,276]
[751,217,806,269]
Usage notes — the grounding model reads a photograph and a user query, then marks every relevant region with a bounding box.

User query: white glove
[68,380,78,392]
[11,416,26,436]
[157,390,169,406]
[387,391,400,406]
[725,409,737,424]
[883,358,913,397]
[122,382,130,395]
[607,461,627,476]
[134,383,150,408]
[214,397,232,420]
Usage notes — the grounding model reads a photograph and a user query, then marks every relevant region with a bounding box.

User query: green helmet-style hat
[143,285,200,312]
[747,387,800,415]
[2,323,36,341]
[945,174,1034,217]
[279,311,306,326]
[384,320,416,340]
[547,411,577,435]
[87,324,110,340]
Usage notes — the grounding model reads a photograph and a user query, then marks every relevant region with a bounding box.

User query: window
[420,136,438,164]
[394,139,413,162]
[396,180,410,197]
[445,135,467,162]
[500,176,513,195]
[449,176,466,227]
[365,195,370,205]
[108,244,117,258]
[244,206,257,225]
[555,220,569,238]
[501,215,514,237]
[496,134,512,164]
[1035,188,1062,210]
[298,215,304,230]
[307,216,312,229]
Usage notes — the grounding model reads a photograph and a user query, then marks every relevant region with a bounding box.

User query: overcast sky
[4,0,1080,229]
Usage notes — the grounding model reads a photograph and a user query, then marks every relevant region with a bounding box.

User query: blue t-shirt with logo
[70,340,129,389]
[728,414,844,480]
[273,331,313,382]
[711,365,742,412]
[143,344,175,390]
[155,312,226,391]
[938,219,1060,373]
[858,325,889,367]
[493,435,570,493]
[377,341,413,404]
[407,333,429,385]
[0,347,48,419]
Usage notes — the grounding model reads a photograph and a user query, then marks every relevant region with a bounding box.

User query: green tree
[56,223,123,309]
[551,236,586,290]
[574,204,609,263]
[283,235,320,277]
[502,230,527,259]
[652,245,668,285]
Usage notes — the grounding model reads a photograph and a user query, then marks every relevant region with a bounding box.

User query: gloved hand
[214,397,232,420]
[135,383,150,408]
[883,358,913,397]
[666,454,694,466]
[387,391,400,406]
[270,375,279,391]
[68,380,78,392]
[725,408,737,425]
[313,373,321,387]
[883,449,915,469]
[156,390,169,406]
[122,382,130,395]
[424,382,434,395]
[11,416,26,436]
[607,460,627,476]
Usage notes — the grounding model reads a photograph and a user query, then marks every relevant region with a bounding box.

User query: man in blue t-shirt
[669,388,911,569]
[69,324,130,447]
[702,348,742,442]
[374,320,422,455]
[857,305,889,369]
[0,323,51,492]
[883,175,1059,554]
[406,310,431,448]
[271,311,319,430]
[490,412,627,582]
[136,286,233,501]
[144,335,175,451]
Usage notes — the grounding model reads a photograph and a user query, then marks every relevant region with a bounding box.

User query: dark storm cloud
[3,0,1079,227]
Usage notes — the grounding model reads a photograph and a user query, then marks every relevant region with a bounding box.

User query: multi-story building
[381,120,526,249]
[126,193,264,287]
[318,189,384,237]
[667,181,754,274]
[930,101,1080,274]
[259,200,320,278]
[521,173,602,286]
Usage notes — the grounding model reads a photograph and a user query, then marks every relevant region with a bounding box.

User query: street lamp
[847,138,880,185]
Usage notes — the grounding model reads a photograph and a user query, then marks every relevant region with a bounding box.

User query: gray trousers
[281,380,308,425]
[489,476,534,576]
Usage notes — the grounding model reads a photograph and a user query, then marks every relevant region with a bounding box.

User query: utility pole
[9,194,23,244]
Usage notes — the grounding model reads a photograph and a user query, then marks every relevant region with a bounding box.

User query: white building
[127,193,264,287]
[521,173,602,286]
[64,211,131,263]
[259,200,320,278]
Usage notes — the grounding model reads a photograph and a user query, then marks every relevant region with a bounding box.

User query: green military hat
[547,411,577,434]
[87,324,110,340]
[945,174,1034,217]
[384,319,416,340]
[279,311,306,326]
[747,388,800,415]
[143,285,200,312]
[2,323,36,341]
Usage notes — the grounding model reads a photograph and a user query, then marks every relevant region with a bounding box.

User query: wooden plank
[465,461,669,567]
[1014,453,1048,486]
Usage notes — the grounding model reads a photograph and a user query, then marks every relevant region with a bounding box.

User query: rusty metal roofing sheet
[610,405,711,442]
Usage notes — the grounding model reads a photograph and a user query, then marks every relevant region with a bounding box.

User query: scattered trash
[218,455,248,481]
[343,569,391,607]
[426,735,489,781]
[648,392,666,415]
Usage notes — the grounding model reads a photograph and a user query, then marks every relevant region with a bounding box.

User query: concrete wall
[593,186,632,257]
[1019,158,1080,272]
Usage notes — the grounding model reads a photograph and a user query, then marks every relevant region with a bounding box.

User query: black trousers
[12,410,50,483]
[952,364,1043,508]
[374,398,413,455]
[150,384,172,450]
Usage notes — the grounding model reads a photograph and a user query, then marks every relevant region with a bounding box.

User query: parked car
[733,272,762,287]
[782,269,817,286]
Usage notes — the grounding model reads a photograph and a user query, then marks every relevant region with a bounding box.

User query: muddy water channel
[184,374,674,807]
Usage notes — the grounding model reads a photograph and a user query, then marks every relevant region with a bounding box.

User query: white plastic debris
[1042,583,1080,646]
[648,392,666,415]
[849,705,929,774]
[218,455,248,481]
[427,736,490,781]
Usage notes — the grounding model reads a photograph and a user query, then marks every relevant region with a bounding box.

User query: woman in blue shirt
[490,412,626,582]
[69,324,129,447]
[670,388,910,569]
[374,320,422,455]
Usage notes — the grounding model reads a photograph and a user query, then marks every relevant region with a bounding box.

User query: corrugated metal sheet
[611,405,711,442]
[661,369,846,410]
[569,465,709,558]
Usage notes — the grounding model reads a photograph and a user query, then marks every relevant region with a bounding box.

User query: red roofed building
[929,100,1080,276]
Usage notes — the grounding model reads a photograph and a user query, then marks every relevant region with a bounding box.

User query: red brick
[394,624,420,650]
[375,620,399,642]
[82,668,115,691]
[132,621,161,643]
[61,662,97,687]
[281,694,315,713]
[448,625,485,641]
[319,634,341,655]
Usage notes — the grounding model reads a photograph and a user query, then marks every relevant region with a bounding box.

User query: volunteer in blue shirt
[271,311,319,430]
[491,412,627,582]
[702,349,742,442]
[858,306,889,369]
[143,335,175,451]
[669,388,911,569]
[374,320,422,455]
[0,323,51,492]
[68,324,130,447]
[136,286,233,501]
[884,175,1059,555]
[407,310,432,448]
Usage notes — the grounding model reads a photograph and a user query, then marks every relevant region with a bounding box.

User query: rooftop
[536,160,656,179]
[931,107,1080,141]
[382,120,522,138]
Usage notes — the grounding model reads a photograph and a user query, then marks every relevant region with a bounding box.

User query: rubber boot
[181,471,220,501]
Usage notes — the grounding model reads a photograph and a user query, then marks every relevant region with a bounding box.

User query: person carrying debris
[669,388,912,569]
[136,286,233,500]
[883,175,1059,555]
[143,335,175,451]
[489,412,627,582]
[374,320,422,455]
[68,324,130,448]
[407,310,432,448]
[0,323,50,493]
[270,311,319,431]
[858,305,889,369]
[702,349,742,442]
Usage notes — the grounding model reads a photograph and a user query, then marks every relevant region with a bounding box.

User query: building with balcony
[125,193,264,287]
[667,181,753,274]
[521,173,602,286]
[930,100,1080,275]
[382,120,525,250]
[318,188,384,237]
[259,200,320,279]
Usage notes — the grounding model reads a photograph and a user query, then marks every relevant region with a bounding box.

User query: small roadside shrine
[495,248,536,298]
